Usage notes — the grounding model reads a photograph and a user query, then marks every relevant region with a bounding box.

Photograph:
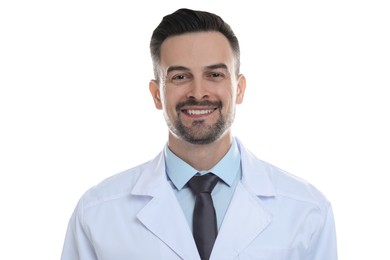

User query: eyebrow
[166,66,190,74]
[205,63,228,71]
[166,63,229,74]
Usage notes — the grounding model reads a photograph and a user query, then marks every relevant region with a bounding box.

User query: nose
[187,78,209,100]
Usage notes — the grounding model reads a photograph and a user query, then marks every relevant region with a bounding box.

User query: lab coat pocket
[238,247,302,260]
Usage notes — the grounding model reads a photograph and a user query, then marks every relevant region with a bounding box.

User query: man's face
[150,31,246,145]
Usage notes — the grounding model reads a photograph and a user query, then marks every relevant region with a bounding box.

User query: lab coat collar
[236,137,277,197]
[130,137,276,259]
[131,137,276,197]
[131,151,200,259]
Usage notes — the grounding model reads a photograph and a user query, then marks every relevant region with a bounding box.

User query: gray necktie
[188,173,219,260]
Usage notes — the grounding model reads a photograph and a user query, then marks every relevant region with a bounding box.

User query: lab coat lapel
[210,138,276,259]
[211,182,272,259]
[131,152,200,260]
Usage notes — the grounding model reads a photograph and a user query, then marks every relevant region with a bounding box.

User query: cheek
[163,87,188,105]
[220,89,236,106]
[161,95,178,114]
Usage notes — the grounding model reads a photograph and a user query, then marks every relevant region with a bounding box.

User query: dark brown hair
[150,8,240,80]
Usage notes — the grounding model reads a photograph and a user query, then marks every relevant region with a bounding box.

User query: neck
[168,132,233,171]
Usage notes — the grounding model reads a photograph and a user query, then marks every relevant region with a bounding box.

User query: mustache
[176,99,222,110]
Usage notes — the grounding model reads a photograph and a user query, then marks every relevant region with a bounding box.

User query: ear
[235,74,246,104]
[149,80,163,110]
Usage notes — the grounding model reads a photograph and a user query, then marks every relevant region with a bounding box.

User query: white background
[1,0,389,259]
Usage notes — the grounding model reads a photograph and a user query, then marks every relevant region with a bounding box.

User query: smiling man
[61,8,338,260]
[149,30,245,170]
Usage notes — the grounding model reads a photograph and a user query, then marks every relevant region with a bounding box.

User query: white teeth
[187,109,214,115]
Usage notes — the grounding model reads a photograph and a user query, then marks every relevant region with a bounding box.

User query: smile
[184,109,216,115]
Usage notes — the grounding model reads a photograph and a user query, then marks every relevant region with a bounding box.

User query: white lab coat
[61,138,337,259]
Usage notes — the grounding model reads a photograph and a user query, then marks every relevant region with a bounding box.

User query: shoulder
[78,158,153,210]
[264,161,329,208]
[245,155,332,231]
[238,139,330,211]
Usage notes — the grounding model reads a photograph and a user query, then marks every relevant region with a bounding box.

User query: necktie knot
[188,173,219,195]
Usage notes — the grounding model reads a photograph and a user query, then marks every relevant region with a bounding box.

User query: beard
[165,100,235,145]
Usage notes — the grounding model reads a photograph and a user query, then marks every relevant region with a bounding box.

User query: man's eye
[208,72,224,79]
[172,75,186,80]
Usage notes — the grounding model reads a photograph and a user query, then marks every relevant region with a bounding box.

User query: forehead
[160,31,235,71]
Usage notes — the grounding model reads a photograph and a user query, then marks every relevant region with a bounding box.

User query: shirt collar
[164,140,241,190]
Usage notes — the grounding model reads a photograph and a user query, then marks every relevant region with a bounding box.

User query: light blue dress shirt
[164,140,241,230]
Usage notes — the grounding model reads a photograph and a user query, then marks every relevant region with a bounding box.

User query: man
[61,8,338,260]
